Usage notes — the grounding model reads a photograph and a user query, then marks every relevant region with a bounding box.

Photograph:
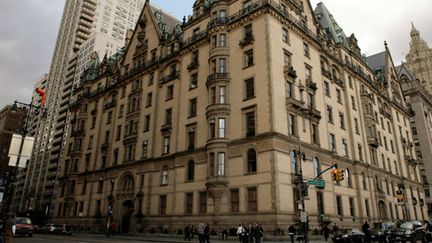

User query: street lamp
[3,100,46,217]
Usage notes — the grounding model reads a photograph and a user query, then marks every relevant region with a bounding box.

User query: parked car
[39,224,61,234]
[59,224,72,235]
[332,228,365,243]
[388,220,428,242]
[14,217,34,237]
[370,221,395,242]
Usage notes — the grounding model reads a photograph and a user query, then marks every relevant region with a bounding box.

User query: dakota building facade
[54,0,427,233]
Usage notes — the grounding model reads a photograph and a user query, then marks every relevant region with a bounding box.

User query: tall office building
[14,0,145,215]
[54,0,426,233]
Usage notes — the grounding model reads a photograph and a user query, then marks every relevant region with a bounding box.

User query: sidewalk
[80,232,329,243]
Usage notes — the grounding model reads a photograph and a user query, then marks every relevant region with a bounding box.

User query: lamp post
[293,148,309,243]
[4,100,46,217]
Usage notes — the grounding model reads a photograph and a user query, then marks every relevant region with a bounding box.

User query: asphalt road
[13,234,159,243]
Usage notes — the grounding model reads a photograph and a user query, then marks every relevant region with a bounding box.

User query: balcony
[367,135,379,148]
[302,107,322,120]
[286,97,304,110]
[321,68,332,80]
[104,100,116,110]
[239,34,254,47]
[305,78,317,91]
[284,65,297,78]
[187,61,199,71]
[208,17,228,30]
[206,103,230,119]
[160,123,172,135]
[100,142,109,151]
[159,71,180,85]
[206,73,230,86]
[405,155,417,166]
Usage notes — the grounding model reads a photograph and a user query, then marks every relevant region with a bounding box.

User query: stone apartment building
[54,0,426,233]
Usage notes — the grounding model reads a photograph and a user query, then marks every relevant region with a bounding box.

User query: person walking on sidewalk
[184,225,191,241]
[323,225,330,242]
[204,222,210,243]
[253,222,264,243]
[236,224,245,242]
[198,221,205,243]
[288,224,296,243]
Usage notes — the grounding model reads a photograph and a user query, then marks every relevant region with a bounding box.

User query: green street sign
[307,179,325,188]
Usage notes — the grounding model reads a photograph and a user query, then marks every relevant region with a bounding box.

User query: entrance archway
[378,200,387,220]
[121,200,134,233]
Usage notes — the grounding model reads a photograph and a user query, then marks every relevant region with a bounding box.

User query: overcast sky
[0,0,430,108]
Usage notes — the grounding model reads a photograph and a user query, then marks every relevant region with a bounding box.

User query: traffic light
[331,168,338,181]
[338,169,345,181]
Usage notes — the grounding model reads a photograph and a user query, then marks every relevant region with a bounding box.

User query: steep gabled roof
[314,2,349,48]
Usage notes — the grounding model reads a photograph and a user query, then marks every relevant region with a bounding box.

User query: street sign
[307,179,325,188]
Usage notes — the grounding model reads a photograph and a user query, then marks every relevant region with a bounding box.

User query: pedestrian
[198,221,205,243]
[5,214,13,243]
[222,228,228,240]
[288,224,296,243]
[253,222,263,243]
[237,224,245,242]
[106,218,111,237]
[0,218,6,243]
[111,221,117,236]
[247,224,253,243]
[204,222,210,243]
[191,226,196,240]
[184,225,191,241]
[362,220,371,243]
[332,223,339,234]
[323,225,330,242]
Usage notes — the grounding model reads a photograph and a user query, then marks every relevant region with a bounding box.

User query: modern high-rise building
[54,0,426,233]
[405,24,432,94]
[14,0,145,215]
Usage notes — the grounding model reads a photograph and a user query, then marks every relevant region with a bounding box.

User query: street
[12,233,328,243]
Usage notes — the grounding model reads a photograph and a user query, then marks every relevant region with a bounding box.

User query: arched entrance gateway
[121,200,134,233]
[116,173,136,233]
[378,200,387,220]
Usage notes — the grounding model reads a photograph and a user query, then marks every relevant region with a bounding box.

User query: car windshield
[16,218,32,224]
[400,222,413,229]
[54,224,62,227]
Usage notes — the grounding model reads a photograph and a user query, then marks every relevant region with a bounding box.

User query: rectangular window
[148,72,154,86]
[288,114,296,136]
[244,24,253,38]
[303,42,310,58]
[211,35,217,48]
[282,27,289,43]
[141,141,148,159]
[327,105,333,123]
[336,89,342,103]
[165,108,172,125]
[351,96,356,110]
[119,105,124,118]
[246,111,256,137]
[231,189,239,212]
[160,195,167,215]
[286,81,293,98]
[186,193,193,214]
[354,118,359,134]
[190,73,198,89]
[88,135,93,149]
[245,78,255,99]
[189,98,197,117]
[349,197,355,217]
[324,81,330,97]
[358,144,363,161]
[336,195,343,216]
[115,126,121,140]
[107,111,112,124]
[218,118,225,138]
[339,112,345,129]
[220,33,226,47]
[365,199,370,218]
[219,86,226,104]
[217,152,225,176]
[163,136,170,154]
[342,139,348,157]
[329,133,336,152]
[305,65,312,80]
[284,51,292,67]
[199,192,207,214]
[187,127,196,150]
[312,123,319,144]
[219,58,226,73]
[245,49,254,67]
[166,85,174,100]
[144,115,150,132]
[248,187,257,212]
[146,92,152,107]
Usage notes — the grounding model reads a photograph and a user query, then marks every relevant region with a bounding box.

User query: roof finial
[384,40,387,47]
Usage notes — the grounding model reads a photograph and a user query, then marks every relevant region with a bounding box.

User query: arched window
[290,151,297,174]
[161,165,168,185]
[247,148,257,173]
[313,157,320,177]
[187,160,195,181]
[346,169,352,187]
[123,175,134,191]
